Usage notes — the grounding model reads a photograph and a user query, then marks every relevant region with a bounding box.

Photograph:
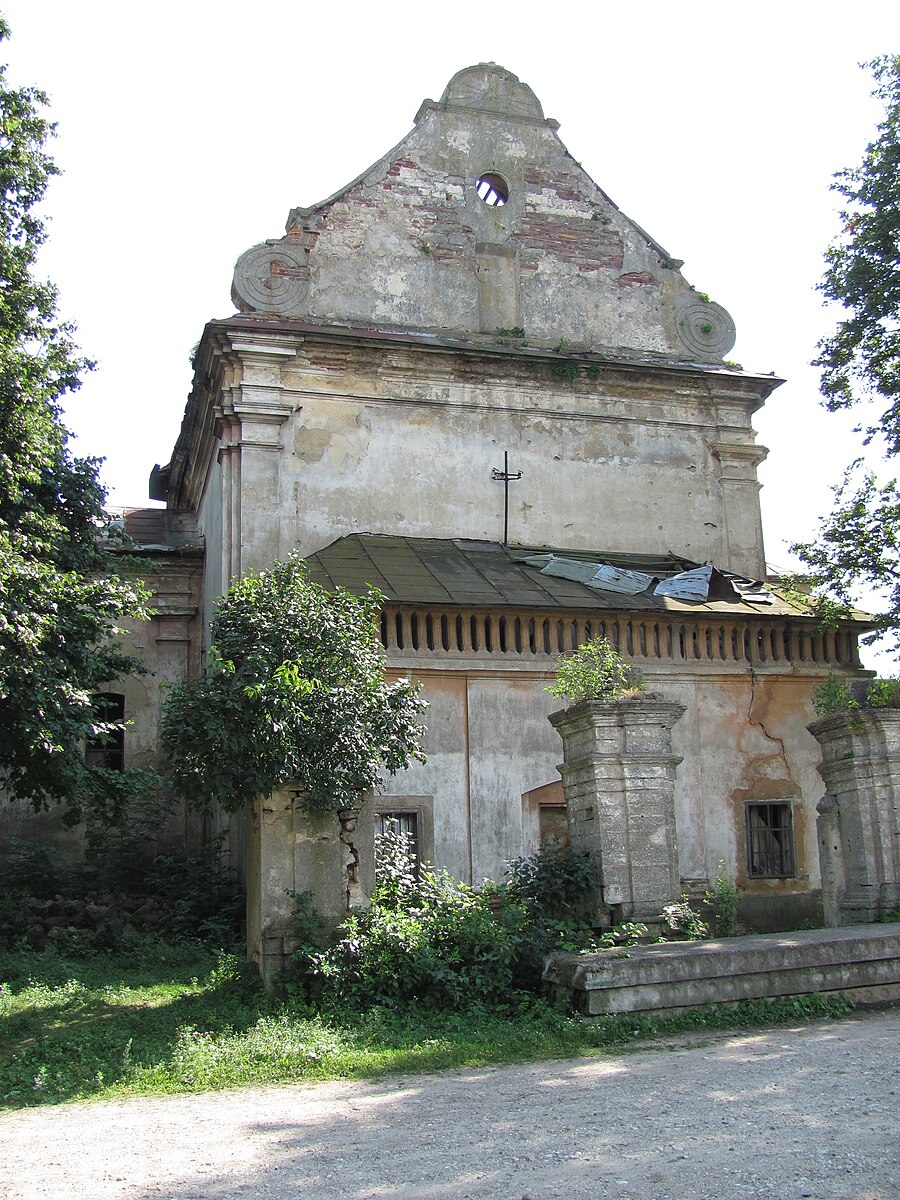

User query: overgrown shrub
[662,896,709,940]
[705,862,742,937]
[498,842,602,987]
[813,673,900,716]
[546,636,645,702]
[292,834,607,1010]
[866,677,900,708]
[504,842,597,919]
[812,673,858,715]
[306,852,526,1010]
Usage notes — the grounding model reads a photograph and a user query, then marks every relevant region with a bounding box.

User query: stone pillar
[549,697,686,922]
[245,786,374,988]
[809,710,900,925]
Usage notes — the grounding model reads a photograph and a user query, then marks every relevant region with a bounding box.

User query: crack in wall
[747,670,790,771]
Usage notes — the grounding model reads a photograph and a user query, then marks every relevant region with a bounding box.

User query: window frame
[84,692,126,772]
[373,796,435,870]
[744,801,796,879]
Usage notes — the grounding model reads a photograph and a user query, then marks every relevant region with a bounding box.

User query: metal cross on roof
[491,451,522,547]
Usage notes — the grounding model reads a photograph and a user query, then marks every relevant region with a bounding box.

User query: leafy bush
[705,862,742,937]
[0,839,66,900]
[308,871,525,1011]
[866,677,900,708]
[0,835,243,950]
[139,840,243,943]
[370,827,421,909]
[813,673,900,715]
[812,673,859,715]
[546,636,645,702]
[162,556,425,817]
[292,834,608,1010]
[504,841,597,919]
[662,896,709,940]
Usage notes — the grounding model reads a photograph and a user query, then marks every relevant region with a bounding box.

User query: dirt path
[1,1010,898,1200]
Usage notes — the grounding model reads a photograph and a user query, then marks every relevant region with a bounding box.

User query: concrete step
[544,922,900,1016]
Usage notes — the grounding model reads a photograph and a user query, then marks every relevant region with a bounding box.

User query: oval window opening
[476,174,509,207]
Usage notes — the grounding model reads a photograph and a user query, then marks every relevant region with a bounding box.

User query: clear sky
[4,0,899,663]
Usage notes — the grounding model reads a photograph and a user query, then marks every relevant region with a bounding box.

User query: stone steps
[544,922,900,1016]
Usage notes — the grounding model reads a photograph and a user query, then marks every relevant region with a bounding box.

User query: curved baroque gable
[230,64,735,363]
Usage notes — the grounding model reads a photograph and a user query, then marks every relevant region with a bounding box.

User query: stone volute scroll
[232,240,310,316]
[676,300,736,360]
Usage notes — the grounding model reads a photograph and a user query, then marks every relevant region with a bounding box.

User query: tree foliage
[794,56,900,652]
[161,555,426,815]
[0,19,152,824]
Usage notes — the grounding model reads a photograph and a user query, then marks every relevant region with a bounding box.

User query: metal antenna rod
[491,450,523,547]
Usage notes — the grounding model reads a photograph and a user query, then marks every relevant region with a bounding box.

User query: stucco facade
[134,63,870,929]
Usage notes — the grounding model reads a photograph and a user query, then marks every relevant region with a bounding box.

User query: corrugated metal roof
[302,534,827,618]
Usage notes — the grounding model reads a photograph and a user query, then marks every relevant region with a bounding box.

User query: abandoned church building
[8,64,889,968]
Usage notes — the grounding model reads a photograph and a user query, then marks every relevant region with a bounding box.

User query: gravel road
[1,1010,897,1200]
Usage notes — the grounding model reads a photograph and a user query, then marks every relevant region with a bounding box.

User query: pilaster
[708,439,768,579]
[213,333,298,583]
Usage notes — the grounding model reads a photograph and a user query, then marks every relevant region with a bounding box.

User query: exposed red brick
[512,218,623,271]
[618,271,658,288]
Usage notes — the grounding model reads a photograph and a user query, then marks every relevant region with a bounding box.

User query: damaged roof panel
[524,553,655,596]
[302,534,825,619]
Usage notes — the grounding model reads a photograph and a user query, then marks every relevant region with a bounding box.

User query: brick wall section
[292,148,637,276]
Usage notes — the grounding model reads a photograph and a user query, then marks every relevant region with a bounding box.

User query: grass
[0,940,855,1110]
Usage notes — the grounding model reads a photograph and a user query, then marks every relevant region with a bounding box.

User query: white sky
[4,0,899,665]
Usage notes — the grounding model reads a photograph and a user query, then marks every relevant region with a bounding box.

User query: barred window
[375,811,420,870]
[745,802,795,878]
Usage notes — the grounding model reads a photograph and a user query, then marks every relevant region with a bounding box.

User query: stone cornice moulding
[549,696,688,744]
[207,316,785,392]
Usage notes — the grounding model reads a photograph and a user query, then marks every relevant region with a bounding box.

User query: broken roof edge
[284,125,422,232]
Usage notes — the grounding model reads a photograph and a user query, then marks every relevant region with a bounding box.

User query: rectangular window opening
[538,803,568,848]
[375,811,421,874]
[85,692,126,772]
[745,802,795,878]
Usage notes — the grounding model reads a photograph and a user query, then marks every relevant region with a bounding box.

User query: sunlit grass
[0,941,854,1110]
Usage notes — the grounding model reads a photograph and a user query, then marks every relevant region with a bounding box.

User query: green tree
[0,20,152,825]
[794,56,900,652]
[160,555,425,815]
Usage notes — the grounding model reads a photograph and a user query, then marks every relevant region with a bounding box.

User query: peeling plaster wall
[380,660,826,925]
[255,341,768,576]
[108,555,206,852]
